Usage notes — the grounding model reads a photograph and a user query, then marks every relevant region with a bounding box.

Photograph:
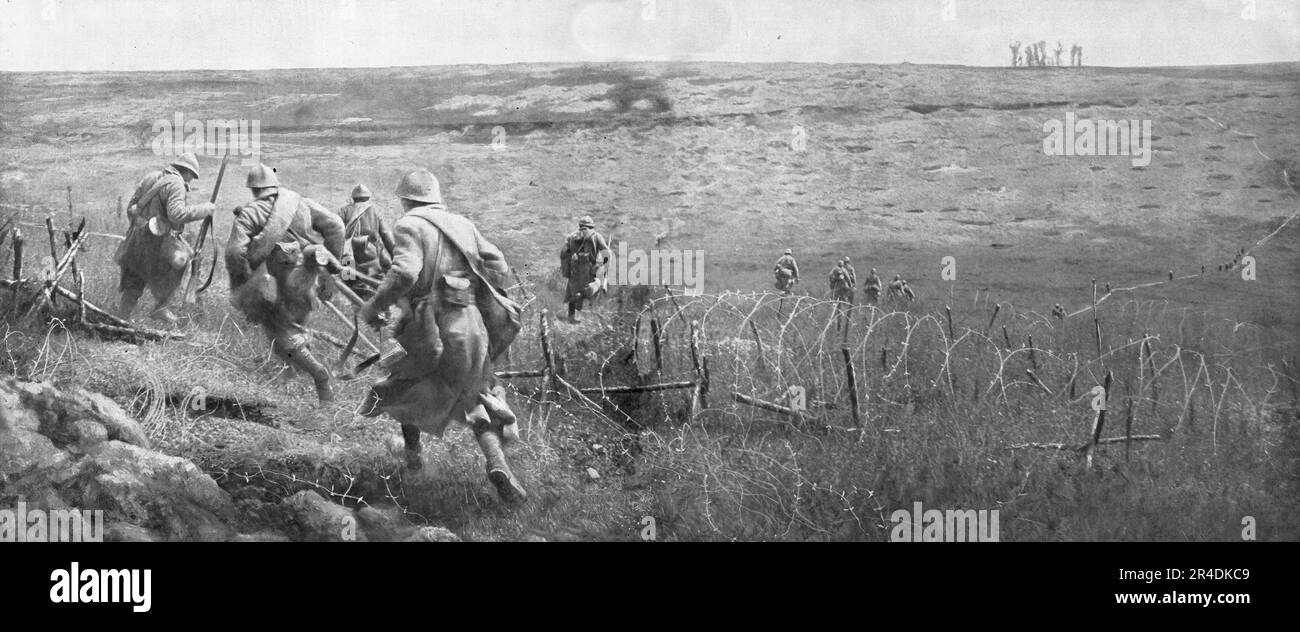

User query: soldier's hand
[359,302,383,329]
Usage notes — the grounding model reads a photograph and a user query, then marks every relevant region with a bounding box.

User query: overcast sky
[1,0,1296,71]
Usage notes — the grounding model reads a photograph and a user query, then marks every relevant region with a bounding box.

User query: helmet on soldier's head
[394,169,442,204]
[170,152,201,179]
[351,184,371,200]
[784,249,792,255]
[246,164,279,188]
[579,216,595,229]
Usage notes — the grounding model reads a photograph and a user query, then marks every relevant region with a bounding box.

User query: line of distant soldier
[1010,41,1083,67]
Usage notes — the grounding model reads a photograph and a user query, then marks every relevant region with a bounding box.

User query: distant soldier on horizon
[1054,42,1064,67]
[1010,41,1021,67]
[114,152,215,324]
[335,183,395,299]
[559,215,610,323]
[773,248,800,295]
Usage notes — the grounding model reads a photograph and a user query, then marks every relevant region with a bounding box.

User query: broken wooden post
[880,346,888,372]
[539,309,558,399]
[1090,371,1113,447]
[75,270,87,323]
[25,228,89,319]
[842,347,861,428]
[1026,369,1051,395]
[985,303,1000,333]
[689,319,705,418]
[43,216,59,307]
[630,313,641,369]
[1124,397,1134,462]
[1002,325,1011,350]
[731,391,803,426]
[944,305,954,339]
[650,317,662,372]
[1091,279,1103,359]
[11,228,22,281]
[577,380,695,395]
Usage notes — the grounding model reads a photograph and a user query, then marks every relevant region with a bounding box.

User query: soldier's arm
[161,177,214,225]
[474,227,511,289]
[368,218,424,314]
[224,211,255,287]
[593,233,612,264]
[377,214,397,257]
[307,199,347,259]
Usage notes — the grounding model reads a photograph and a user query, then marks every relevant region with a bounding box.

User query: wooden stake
[944,305,954,339]
[650,317,662,372]
[11,228,22,281]
[842,347,861,428]
[689,319,704,419]
[985,303,1000,333]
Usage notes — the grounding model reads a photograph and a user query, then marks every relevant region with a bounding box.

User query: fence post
[539,309,557,401]
[11,228,22,281]
[689,320,705,419]
[842,347,861,429]
[650,317,662,372]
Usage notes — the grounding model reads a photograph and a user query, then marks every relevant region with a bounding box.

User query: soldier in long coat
[225,164,346,403]
[357,169,526,504]
[559,216,611,323]
[115,152,215,324]
[336,183,395,299]
[773,248,799,295]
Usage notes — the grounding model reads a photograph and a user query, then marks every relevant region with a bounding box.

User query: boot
[288,347,334,403]
[567,302,580,324]
[117,290,142,321]
[401,423,423,471]
[477,430,526,503]
[149,307,179,326]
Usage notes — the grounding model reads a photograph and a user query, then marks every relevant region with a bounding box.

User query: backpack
[409,209,522,362]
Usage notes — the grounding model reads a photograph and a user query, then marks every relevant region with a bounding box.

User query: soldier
[862,267,882,305]
[559,216,611,324]
[773,248,799,295]
[225,164,346,403]
[829,260,853,331]
[1054,42,1064,67]
[114,152,215,324]
[842,256,857,288]
[357,169,526,503]
[887,274,916,302]
[336,184,395,299]
[1010,41,1021,67]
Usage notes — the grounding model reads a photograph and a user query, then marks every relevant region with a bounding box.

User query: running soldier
[559,216,610,323]
[336,184,395,299]
[773,248,799,295]
[358,169,526,503]
[114,152,215,324]
[225,164,346,403]
[829,260,854,332]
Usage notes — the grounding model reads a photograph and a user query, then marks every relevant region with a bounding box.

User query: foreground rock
[0,377,457,542]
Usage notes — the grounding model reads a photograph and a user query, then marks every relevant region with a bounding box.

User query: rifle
[183,153,229,304]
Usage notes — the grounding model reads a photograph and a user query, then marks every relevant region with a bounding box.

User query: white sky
[0,0,1296,71]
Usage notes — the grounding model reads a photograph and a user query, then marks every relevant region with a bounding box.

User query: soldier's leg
[117,268,146,320]
[400,423,423,471]
[471,402,526,503]
[274,329,334,403]
[147,268,185,324]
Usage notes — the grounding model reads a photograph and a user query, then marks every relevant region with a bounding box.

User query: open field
[2,61,1298,540]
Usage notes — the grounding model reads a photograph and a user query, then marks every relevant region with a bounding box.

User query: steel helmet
[351,184,371,200]
[394,169,442,204]
[169,152,201,179]
[246,164,279,188]
[579,215,595,229]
